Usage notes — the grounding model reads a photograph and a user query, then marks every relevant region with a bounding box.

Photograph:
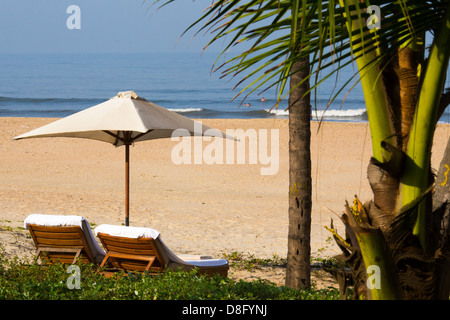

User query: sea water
[0,52,448,123]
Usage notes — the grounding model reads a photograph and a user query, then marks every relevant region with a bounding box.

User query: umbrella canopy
[13,91,218,145]
[13,91,230,226]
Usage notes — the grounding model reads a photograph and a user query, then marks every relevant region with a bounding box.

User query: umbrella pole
[125,143,130,226]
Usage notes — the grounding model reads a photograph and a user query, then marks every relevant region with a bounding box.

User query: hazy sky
[1,1,221,54]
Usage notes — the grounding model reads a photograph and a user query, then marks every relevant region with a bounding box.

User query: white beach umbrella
[13,91,230,226]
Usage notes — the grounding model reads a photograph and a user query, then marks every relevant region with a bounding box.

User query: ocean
[0,52,448,123]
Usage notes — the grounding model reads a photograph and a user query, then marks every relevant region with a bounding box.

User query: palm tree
[155,0,450,299]
[285,55,312,289]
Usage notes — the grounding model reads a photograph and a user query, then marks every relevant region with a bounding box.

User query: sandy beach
[1,117,448,286]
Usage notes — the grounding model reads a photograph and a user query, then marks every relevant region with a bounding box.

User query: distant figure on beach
[244,103,251,107]
[261,97,266,102]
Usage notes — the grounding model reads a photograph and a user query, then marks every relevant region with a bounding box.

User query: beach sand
[0,117,448,287]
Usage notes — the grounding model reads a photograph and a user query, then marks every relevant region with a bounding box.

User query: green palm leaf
[154,0,447,110]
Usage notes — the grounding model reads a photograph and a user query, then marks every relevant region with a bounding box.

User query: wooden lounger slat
[32,230,81,239]
[99,246,155,256]
[99,236,155,244]
[38,255,91,264]
[100,240,155,249]
[33,238,85,247]
[100,238,155,248]
[29,225,81,232]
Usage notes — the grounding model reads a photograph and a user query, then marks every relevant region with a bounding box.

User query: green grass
[0,252,343,300]
[221,251,287,271]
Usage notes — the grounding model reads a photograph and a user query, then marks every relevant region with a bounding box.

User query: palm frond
[154,0,449,108]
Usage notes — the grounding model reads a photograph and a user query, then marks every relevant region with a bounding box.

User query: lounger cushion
[94,224,160,239]
[182,259,229,267]
[24,214,106,263]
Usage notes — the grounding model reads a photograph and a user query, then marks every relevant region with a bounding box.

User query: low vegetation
[0,251,343,300]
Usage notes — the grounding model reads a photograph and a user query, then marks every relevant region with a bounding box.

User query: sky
[1,0,221,54]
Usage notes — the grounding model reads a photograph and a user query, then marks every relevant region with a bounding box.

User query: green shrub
[0,253,342,300]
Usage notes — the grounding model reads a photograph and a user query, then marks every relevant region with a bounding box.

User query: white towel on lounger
[24,213,84,229]
[94,224,160,240]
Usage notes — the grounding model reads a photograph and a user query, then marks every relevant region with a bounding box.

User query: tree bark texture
[285,56,312,289]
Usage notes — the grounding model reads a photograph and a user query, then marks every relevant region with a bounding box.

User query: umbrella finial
[116,91,146,101]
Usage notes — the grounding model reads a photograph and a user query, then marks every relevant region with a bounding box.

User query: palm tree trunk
[285,55,312,289]
[434,137,450,213]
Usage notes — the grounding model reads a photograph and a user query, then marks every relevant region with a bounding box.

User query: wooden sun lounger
[97,233,165,273]
[25,214,106,265]
[95,225,229,277]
